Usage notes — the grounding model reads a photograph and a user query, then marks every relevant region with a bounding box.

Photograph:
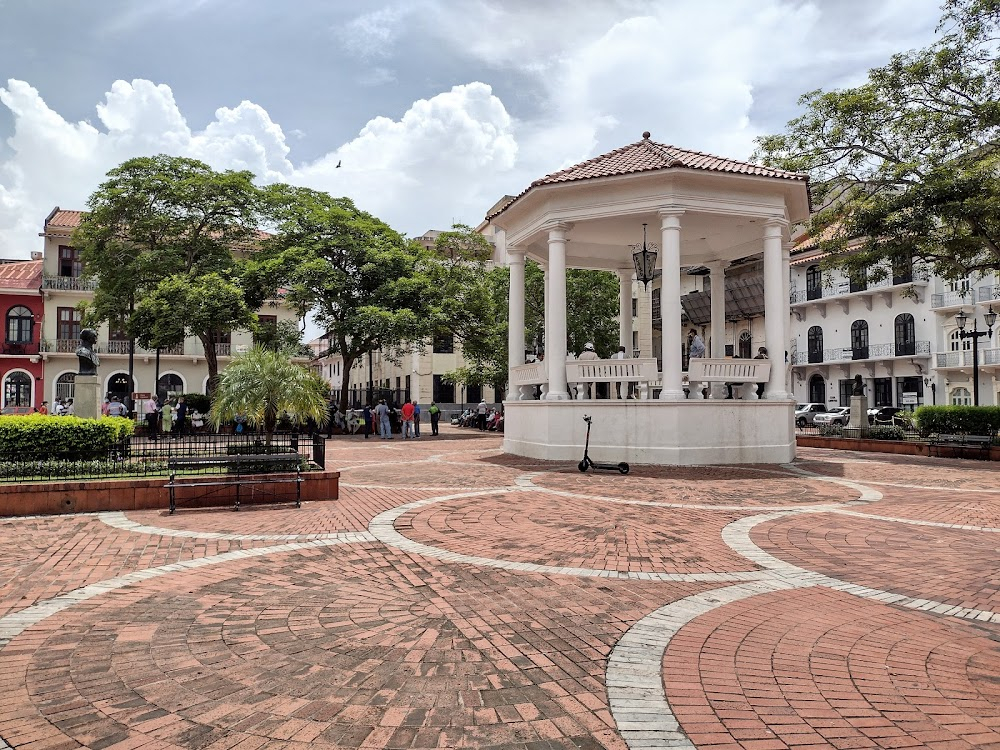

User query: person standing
[413,401,421,438]
[375,399,392,439]
[145,395,160,440]
[161,399,174,435]
[400,399,416,439]
[65,398,74,416]
[477,399,488,431]
[106,396,127,417]
[38,401,49,415]
[362,403,373,439]
[429,402,441,436]
[754,347,769,399]
[174,396,187,437]
[688,330,706,359]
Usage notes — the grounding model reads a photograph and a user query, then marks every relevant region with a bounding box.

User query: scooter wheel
[578,460,589,472]
[618,463,630,475]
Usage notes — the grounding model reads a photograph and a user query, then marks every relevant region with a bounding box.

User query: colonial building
[0,256,44,411]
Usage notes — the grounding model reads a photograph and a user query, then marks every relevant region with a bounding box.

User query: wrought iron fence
[0,432,321,483]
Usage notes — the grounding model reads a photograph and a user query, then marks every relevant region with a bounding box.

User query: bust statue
[852,374,865,396]
[76,328,100,376]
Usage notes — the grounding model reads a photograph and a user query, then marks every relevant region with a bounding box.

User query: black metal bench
[166,453,303,513]
[928,434,993,459]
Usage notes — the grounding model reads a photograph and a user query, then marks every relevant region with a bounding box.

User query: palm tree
[210,346,328,445]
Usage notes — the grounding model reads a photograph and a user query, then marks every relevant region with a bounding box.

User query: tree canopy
[753,0,1000,282]
[264,186,437,413]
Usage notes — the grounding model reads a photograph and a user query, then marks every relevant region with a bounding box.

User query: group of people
[454,399,503,432]
[140,395,192,440]
[34,398,74,415]
[345,399,444,440]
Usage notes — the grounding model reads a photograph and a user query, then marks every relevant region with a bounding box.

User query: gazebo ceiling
[489,133,811,270]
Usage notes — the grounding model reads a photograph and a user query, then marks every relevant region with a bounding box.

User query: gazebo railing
[510,361,548,400]
[566,358,659,400]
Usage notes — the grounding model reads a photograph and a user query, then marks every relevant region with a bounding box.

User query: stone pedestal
[74,375,102,420]
[850,395,868,431]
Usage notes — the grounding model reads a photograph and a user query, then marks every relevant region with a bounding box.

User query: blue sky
[0,0,944,258]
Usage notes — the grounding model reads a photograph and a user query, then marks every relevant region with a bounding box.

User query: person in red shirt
[38,401,49,415]
[400,400,415,439]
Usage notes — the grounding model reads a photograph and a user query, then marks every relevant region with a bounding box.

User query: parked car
[868,406,911,428]
[794,402,828,427]
[813,406,850,426]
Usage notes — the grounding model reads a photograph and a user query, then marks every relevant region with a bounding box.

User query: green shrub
[0,458,166,481]
[818,424,844,437]
[914,405,1000,435]
[0,415,134,460]
[181,393,211,413]
[867,425,906,440]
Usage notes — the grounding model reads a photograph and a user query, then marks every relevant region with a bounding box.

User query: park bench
[565,358,660,400]
[687,358,771,399]
[928,433,993,459]
[166,453,303,513]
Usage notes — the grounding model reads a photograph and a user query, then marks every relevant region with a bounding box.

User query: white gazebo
[492,133,810,465]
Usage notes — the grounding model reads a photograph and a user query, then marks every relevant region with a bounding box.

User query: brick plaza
[1,429,998,749]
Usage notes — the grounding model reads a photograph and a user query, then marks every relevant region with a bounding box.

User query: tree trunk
[264,405,277,447]
[199,332,220,395]
[338,354,354,415]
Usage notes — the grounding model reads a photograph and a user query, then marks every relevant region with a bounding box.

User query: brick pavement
[0,428,997,749]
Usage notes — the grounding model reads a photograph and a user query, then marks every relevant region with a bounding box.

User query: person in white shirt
[65,398,74,416]
[477,400,488,431]
[145,397,160,440]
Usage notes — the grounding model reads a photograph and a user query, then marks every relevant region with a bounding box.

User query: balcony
[41,275,99,292]
[791,271,929,306]
[1,341,40,356]
[936,348,1000,368]
[931,290,975,309]
[215,343,231,356]
[792,341,930,365]
[978,285,1000,303]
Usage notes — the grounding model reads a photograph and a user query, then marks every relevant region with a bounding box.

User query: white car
[794,402,828,427]
[813,406,850,426]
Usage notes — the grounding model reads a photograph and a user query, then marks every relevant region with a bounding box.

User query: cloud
[339,5,413,60]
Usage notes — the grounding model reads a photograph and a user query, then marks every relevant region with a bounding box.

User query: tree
[264,186,437,414]
[525,262,620,357]
[75,155,269,390]
[209,347,329,445]
[753,0,1000,282]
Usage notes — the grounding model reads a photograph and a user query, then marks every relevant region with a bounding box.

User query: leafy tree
[265,186,437,414]
[209,347,329,445]
[753,0,1000,282]
[526,262,620,358]
[75,155,271,389]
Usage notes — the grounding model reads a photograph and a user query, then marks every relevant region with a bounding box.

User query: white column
[658,210,685,400]
[707,260,727,398]
[764,219,791,399]
[618,268,633,352]
[782,242,792,395]
[507,249,526,381]
[545,224,570,400]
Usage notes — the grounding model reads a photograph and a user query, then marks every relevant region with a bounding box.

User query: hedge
[0,415,134,460]
[181,393,211,413]
[913,405,1000,436]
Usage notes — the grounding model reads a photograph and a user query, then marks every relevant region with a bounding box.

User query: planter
[0,470,340,517]
[797,434,1000,460]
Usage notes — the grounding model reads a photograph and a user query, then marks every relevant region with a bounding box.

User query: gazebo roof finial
[642,130,651,139]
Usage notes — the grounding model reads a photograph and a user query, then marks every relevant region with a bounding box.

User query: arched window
[894,313,916,355]
[55,373,75,402]
[850,321,869,359]
[738,331,752,359]
[946,277,971,294]
[157,374,184,400]
[5,306,33,343]
[808,374,826,404]
[951,387,971,406]
[807,326,823,363]
[950,329,971,352]
[806,265,822,300]
[3,371,32,407]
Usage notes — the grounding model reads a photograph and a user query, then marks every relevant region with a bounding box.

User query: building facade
[0,257,44,411]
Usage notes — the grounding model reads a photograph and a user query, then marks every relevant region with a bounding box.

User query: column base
[658,389,687,401]
[545,391,571,401]
[765,391,793,401]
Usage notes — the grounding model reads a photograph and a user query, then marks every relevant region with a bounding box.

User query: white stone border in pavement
[99,511,359,541]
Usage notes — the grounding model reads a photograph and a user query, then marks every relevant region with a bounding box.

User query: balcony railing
[41,275,99,292]
[1,341,40,356]
[937,348,1000,367]
[791,271,929,304]
[799,341,931,364]
[931,290,974,308]
[106,340,130,355]
[215,343,231,356]
[978,285,1000,302]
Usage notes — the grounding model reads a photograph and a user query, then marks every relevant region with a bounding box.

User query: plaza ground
[1,427,998,750]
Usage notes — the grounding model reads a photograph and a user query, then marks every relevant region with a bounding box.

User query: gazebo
[489,133,810,465]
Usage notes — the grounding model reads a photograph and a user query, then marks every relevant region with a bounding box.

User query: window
[850,320,869,359]
[466,384,482,403]
[896,376,923,410]
[849,270,867,293]
[433,374,454,403]
[55,373,75,401]
[433,332,454,354]
[738,331,752,359]
[806,265,822,300]
[839,379,854,407]
[631,298,638,317]
[874,377,893,407]
[950,329,971,351]
[807,326,823,363]
[808,374,825,404]
[951,387,971,405]
[652,288,661,320]
[894,313,916,356]
[58,245,82,278]
[6,306,34,343]
[892,257,913,285]
[3,372,31,407]
[56,307,82,340]
[946,277,971,294]
[157,374,184,400]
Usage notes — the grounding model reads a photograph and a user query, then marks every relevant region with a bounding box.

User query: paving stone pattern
[0,426,998,749]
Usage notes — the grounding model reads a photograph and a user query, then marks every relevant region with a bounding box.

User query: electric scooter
[578,415,630,474]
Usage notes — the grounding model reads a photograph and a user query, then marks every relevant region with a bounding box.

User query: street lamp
[955,306,997,406]
[630,223,658,288]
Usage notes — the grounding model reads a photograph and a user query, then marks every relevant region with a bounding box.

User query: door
[808,374,826,404]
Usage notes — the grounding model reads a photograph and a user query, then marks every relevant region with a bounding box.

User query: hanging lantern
[630,223,658,288]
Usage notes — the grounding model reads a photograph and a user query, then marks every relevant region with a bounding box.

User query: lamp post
[630,223,658,288]
[955,306,997,406]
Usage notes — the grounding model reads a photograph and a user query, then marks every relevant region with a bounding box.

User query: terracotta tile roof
[0,260,43,290]
[488,134,808,220]
[47,209,85,229]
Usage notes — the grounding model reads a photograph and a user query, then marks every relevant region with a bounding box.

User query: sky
[0,0,947,261]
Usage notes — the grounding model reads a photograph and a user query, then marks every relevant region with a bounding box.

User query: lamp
[986,305,998,329]
[630,223,658,288]
[955,307,995,405]
[955,308,969,330]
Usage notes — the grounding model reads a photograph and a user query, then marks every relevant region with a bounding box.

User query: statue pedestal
[850,395,868,431]
[74,375,102,420]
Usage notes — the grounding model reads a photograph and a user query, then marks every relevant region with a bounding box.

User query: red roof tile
[0,260,42,290]
[47,210,85,229]
[488,135,808,219]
